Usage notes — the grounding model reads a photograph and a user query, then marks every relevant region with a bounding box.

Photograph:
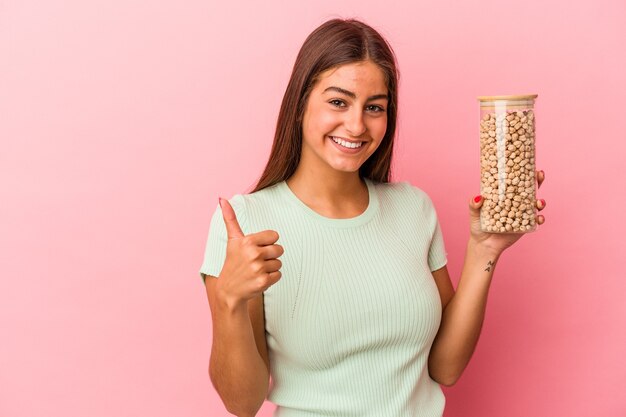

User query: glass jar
[477,94,538,233]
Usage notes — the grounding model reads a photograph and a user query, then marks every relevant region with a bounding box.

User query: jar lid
[477,94,538,101]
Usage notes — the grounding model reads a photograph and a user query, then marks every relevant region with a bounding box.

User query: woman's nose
[345,108,366,137]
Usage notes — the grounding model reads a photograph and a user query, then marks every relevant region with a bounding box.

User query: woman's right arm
[206,275,269,417]
[204,197,283,417]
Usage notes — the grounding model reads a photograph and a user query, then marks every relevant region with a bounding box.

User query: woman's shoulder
[373,179,437,212]
[240,181,283,205]
[225,180,287,219]
[373,178,430,199]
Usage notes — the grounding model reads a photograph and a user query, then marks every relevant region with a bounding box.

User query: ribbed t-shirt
[199,177,449,417]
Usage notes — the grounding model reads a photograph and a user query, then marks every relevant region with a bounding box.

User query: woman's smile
[327,135,366,154]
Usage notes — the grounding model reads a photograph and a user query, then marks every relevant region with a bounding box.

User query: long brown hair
[249,18,400,193]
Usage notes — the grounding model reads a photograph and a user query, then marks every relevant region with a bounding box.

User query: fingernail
[218,197,223,208]
[474,195,482,203]
[541,170,545,178]
[540,199,546,207]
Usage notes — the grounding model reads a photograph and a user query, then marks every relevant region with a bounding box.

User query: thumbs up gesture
[214,197,284,310]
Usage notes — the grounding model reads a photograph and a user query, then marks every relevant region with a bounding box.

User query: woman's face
[300,60,388,176]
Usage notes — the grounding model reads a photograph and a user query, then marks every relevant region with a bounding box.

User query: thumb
[219,197,244,239]
[469,194,484,220]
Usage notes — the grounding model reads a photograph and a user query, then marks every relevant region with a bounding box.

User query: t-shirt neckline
[278,177,379,228]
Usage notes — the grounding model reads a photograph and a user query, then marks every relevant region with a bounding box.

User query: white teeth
[330,136,363,149]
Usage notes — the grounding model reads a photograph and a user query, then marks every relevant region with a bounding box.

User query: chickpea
[479,108,537,233]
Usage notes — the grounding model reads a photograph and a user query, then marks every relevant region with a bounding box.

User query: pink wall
[1,0,624,416]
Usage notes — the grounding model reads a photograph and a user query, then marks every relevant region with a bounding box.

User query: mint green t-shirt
[199,178,448,417]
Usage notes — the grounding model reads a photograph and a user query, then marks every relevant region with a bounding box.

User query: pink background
[1,0,625,416]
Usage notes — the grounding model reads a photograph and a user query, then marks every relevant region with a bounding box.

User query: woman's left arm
[427,170,547,386]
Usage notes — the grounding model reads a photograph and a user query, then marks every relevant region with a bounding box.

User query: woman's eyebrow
[323,86,388,101]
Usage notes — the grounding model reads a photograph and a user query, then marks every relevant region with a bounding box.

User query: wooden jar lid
[477,94,538,101]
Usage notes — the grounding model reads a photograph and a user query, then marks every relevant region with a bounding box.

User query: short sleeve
[428,213,448,272]
[403,181,448,272]
[198,194,247,286]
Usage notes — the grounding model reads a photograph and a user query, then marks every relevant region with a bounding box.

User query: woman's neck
[285,169,369,219]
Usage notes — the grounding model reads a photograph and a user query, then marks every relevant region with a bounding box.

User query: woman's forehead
[315,62,387,93]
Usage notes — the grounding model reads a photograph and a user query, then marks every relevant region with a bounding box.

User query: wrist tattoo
[484,260,496,272]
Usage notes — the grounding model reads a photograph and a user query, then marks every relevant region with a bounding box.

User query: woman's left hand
[468,169,546,255]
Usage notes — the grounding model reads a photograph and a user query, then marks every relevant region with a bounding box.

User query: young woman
[200,18,546,417]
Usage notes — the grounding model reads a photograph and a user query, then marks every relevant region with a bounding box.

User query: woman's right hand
[214,197,284,311]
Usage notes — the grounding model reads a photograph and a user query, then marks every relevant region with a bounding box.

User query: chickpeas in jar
[477,94,538,233]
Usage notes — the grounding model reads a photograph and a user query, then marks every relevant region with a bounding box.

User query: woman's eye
[329,100,385,113]
[368,105,385,113]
